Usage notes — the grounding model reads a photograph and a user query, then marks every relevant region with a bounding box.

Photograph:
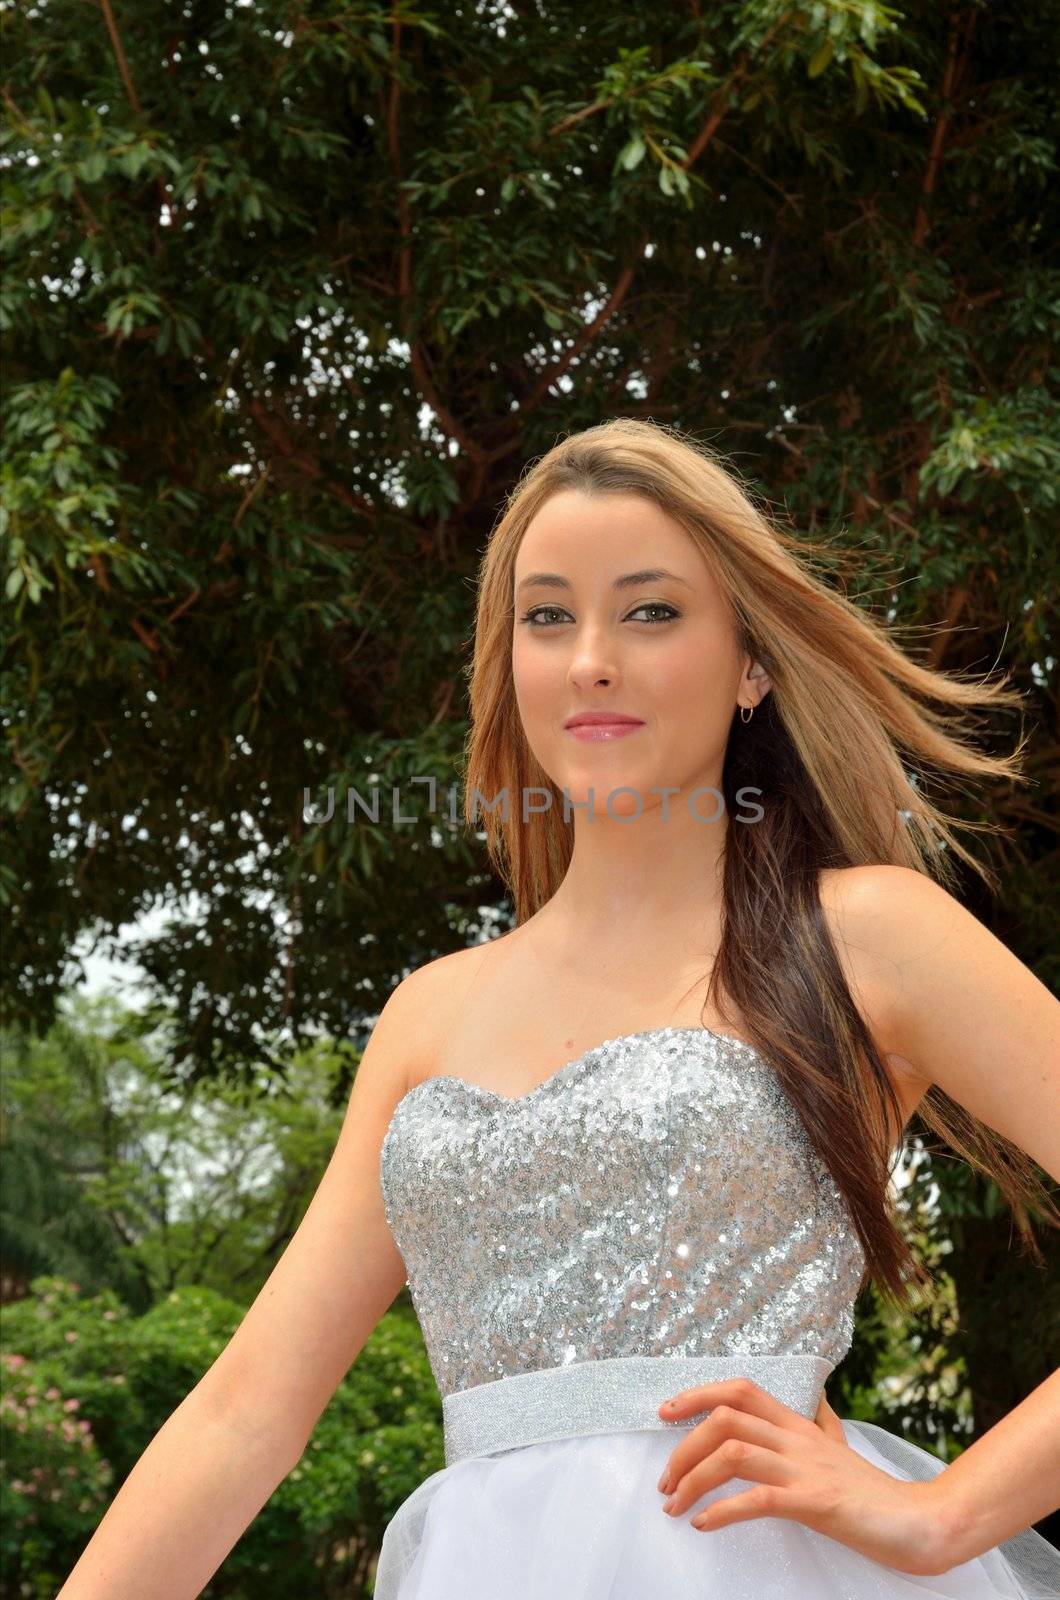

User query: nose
[568,628,619,690]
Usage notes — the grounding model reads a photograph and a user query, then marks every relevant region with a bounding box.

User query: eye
[627,603,680,625]
[518,603,680,628]
[518,605,569,627]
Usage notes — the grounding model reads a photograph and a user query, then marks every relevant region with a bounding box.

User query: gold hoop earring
[739,703,754,724]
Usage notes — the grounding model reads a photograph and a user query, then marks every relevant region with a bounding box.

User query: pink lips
[564,712,646,743]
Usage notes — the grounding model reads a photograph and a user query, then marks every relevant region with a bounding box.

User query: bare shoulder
[819,862,967,985]
[820,864,1060,1180]
[390,942,495,1083]
[818,861,937,954]
[398,941,493,1012]
[819,861,931,912]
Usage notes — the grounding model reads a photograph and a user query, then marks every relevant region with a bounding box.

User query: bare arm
[840,865,1060,1562]
[57,965,432,1599]
[54,1402,303,1600]
[841,864,1060,1182]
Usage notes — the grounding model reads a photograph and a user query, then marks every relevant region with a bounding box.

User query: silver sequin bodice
[379,1026,866,1400]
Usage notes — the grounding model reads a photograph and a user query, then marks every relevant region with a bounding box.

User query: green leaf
[807,39,834,78]
[618,136,646,171]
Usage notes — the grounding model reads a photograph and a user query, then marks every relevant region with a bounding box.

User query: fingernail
[657,1471,671,1492]
[662,1495,676,1514]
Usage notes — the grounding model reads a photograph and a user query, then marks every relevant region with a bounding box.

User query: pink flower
[4,1353,27,1370]
[64,1331,79,1343]
[63,1398,80,1412]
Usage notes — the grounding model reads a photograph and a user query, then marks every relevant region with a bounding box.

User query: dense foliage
[1,1274,441,1597]
[4,0,1056,1068]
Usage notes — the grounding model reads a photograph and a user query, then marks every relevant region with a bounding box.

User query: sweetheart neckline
[380,1024,768,1152]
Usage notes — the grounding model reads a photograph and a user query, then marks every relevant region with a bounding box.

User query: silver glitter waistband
[442,1352,835,1466]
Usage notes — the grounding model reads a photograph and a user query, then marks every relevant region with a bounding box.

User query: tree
[0,994,358,1311]
[3,0,1057,1484]
[5,0,1056,1065]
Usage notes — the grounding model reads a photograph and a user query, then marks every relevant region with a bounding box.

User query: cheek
[512,643,559,720]
[651,637,731,713]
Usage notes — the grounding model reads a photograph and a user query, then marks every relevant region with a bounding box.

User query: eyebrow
[515,567,694,595]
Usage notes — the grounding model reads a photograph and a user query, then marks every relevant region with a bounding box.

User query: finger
[690,1482,791,1531]
[664,1435,793,1521]
[659,1376,818,1438]
[661,1409,795,1515]
[657,1377,817,1490]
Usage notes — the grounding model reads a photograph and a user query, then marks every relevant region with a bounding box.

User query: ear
[740,657,773,710]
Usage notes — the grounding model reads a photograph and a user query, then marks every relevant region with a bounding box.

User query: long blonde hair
[460,416,1057,1309]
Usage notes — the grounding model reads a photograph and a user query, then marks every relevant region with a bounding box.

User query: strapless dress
[373,1026,1060,1597]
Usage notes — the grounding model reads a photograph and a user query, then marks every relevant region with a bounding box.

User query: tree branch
[387,16,412,304]
[410,344,489,464]
[247,399,378,520]
[514,21,796,421]
[914,9,978,248]
[518,244,648,415]
[99,0,143,116]
[545,99,610,141]
[386,15,490,467]
[926,583,970,669]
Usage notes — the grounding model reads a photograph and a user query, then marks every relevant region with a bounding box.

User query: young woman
[59,420,1060,1599]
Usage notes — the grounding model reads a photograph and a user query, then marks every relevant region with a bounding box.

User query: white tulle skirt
[372,1416,1060,1598]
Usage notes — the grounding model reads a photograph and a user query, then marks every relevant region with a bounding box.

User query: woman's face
[511,489,771,818]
